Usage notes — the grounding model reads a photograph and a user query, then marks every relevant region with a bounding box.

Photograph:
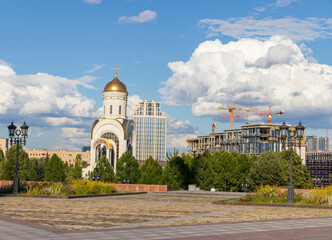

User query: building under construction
[306,151,332,187]
[187,123,306,162]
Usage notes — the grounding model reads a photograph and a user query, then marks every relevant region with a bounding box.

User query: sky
[0,0,331,152]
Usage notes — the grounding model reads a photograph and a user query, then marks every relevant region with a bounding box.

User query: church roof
[103,65,128,94]
[103,76,128,93]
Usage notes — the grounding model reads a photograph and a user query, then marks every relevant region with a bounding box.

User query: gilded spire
[114,64,118,77]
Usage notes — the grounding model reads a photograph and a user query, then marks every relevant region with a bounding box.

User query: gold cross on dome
[114,65,118,77]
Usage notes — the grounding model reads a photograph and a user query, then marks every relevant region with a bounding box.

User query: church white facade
[83,68,135,176]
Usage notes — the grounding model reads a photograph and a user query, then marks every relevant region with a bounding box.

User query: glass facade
[132,100,167,162]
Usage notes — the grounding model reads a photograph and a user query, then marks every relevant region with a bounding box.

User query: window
[110,105,112,114]
[119,105,122,114]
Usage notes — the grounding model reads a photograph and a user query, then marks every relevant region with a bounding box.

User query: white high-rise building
[132,100,167,163]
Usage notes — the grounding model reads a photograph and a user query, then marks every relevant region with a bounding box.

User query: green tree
[116,151,140,183]
[237,153,257,191]
[246,150,288,190]
[213,151,241,191]
[193,154,215,190]
[1,144,29,180]
[20,158,38,181]
[31,157,47,181]
[91,155,114,182]
[138,156,162,184]
[279,150,313,189]
[44,154,66,182]
[160,155,189,189]
[67,155,84,180]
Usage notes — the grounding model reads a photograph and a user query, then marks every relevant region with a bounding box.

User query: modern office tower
[319,136,328,151]
[0,138,8,155]
[306,135,318,151]
[132,100,167,163]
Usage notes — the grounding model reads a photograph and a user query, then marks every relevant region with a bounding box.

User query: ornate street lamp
[8,121,29,194]
[280,121,305,204]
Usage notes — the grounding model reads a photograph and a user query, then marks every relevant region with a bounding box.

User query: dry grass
[0,193,332,230]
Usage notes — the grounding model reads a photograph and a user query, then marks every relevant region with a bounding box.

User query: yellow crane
[218,102,284,129]
[218,102,264,130]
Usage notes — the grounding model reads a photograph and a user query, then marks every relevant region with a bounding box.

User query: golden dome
[103,76,128,93]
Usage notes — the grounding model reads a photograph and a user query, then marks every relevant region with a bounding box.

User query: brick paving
[1,215,332,240]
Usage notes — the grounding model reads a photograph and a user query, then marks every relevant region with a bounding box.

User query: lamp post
[280,121,305,204]
[8,121,29,194]
[92,174,100,181]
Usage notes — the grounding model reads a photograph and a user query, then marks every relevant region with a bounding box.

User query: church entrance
[94,138,115,167]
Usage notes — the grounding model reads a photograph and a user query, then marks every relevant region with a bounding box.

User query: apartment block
[26,149,90,165]
[187,123,306,162]
[0,138,8,156]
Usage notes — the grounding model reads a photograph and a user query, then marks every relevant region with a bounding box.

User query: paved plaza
[1,215,332,240]
[1,192,332,239]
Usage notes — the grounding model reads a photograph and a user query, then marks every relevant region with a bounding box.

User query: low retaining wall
[0,181,170,192]
[0,181,49,187]
[113,184,170,192]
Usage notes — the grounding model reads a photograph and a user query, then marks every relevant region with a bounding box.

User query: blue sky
[0,0,331,151]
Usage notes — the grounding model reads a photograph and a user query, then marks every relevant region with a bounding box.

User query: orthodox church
[83,66,135,175]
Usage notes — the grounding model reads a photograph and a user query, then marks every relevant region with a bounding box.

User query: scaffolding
[306,151,332,187]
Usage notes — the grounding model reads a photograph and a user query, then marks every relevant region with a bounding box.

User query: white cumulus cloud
[127,95,143,117]
[159,36,332,128]
[0,63,100,126]
[118,10,157,24]
[199,17,332,41]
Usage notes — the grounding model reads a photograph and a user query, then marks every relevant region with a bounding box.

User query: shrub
[72,180,116,195]
[0,183,27,194]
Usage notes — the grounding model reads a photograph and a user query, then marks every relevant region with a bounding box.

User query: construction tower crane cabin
[83,66,136,176]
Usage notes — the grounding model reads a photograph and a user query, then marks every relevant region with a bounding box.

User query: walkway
[1,215,332,240]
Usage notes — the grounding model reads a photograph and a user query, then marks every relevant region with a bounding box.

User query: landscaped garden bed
[214,185,332,209]
[0,180,139,198]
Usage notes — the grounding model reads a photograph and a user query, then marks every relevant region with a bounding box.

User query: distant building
[26,149,90,165]
[0,138,8,156]
[306,151,332,187]
[306,135,318,151]
[318,136,328,151]
[131,100,167,163]
[187,123,306,162]
[82,146,91,152]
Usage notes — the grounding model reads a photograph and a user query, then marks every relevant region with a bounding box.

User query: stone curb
[0,191,147,199]
[214,200,332,209]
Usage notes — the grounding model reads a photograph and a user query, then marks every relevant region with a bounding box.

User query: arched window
[102,132,120,159]
[119,105,122,114]
[110,105,112,114]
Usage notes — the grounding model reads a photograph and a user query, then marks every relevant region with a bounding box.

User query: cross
[114,65,118,77]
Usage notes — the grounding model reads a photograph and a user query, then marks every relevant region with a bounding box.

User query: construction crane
[211,123,216,134]
[219,103,284,129]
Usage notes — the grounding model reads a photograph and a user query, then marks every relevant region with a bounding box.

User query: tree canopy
[138,156,162,184]
[91,155,114,182]
[44,154,66,182]
[116,151,140,183]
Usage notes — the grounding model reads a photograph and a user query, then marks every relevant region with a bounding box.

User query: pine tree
[44,154,66,182]
[116,151,140,183]
[213,151,240,191]
[19,158,38,181]
[160,155,189,189]
[138,156,162,184]
[91,155,114,182]
[1,144,29,180]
